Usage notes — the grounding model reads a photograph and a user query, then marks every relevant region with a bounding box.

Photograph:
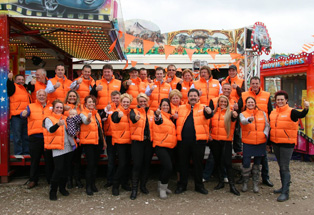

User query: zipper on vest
[49,136,56,144]
[16,102,21,110]
[284,130,290,139]
[85,132,90,139]
[120,130,125,138]
[160,134,168,144]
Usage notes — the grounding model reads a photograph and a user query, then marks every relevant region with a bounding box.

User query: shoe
[112,186,119,196]
[158,181,172,194]
[273,187,282,194]
[130,189,137,200]
[67,177,73,189]
[214,182,224,190]
[252,165,260,193]
[262,179,274,187]
[159,184,168,199]
[223,177,229,183]
[86,185,93,196]
[230,184,240,196]
[122,184,132,191]
[175,186,186,194]
[27,181,37,189]
[49,181,58,201]
[140,186,149,194]
[195,187,208,195]
[59,189,69,196]
[91,183,98,192]
[104,182,113,188]
[59,179,70,196]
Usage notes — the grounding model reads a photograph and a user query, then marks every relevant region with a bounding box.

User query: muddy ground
[0,160,314,215]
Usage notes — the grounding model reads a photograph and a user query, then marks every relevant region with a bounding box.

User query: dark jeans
[273,144,294,174]
[155,146,173,184]
[29,136,53,183]
[261,154,270,180]
[243,156,263,168]
[11,116,29,155]
[233,119,242,153]
[68,144,83,180]
[51,152,73,183]
[106,136,117,183]
[203,150,215,181]
[210,140,235,183]
[83,144,101,185]
[131,140,153,186]
[113,144,131,186]
[177,140,206,189]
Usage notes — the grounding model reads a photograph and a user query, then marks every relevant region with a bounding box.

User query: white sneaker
[223,177,229,183]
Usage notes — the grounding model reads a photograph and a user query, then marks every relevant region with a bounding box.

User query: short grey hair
[36,89,47,97]
[37,68,47,76]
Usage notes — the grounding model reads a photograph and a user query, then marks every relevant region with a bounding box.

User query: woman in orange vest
[270,91,309,202]
[239,97,268,193]
[169,89,182,115]
[80,95,106,196]
[43,99,76,201]
[210,95,240,196]
[129,93,154,200]
[111,93,133,196]
[153,98,177,199]
[176,69,194,104]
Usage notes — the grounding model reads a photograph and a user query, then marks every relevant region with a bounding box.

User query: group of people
[7,63,309,202]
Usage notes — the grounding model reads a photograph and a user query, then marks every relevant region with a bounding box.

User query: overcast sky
[120,0,314,60]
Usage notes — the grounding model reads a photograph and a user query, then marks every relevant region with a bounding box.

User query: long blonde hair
[213,95,232,138]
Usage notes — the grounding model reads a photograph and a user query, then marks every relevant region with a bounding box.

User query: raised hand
[155,107,161,116]
[198,89,202,96]
[58,118,65,126]
[118,111,124,118]
[232,81,237,89]
[87,111,92,119]
[178,79,183,85]
[8,71,13,80]
[77,77,83,84]
[54,79,61,89]
[232,111,238,118]
[233,102,238,111]
[96,83,103,91]
[172,111,179,119]
[135,111,141,121]
[106,103,111,111]
[166,77,172,83]
[304,99,310,109]
[150,85,157,91]
[204,106,212,114]
[126,79,132,86]
[31,77,36,85]
[248,114,254,122]
[21,109,28,117]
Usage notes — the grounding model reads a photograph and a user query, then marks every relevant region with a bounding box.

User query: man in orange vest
[139,68,152,84]
[28,68,47,103]
[7,71,31,155]
[145,67,171,111]
[70,65,95,104]
[45,64,72,103]
[221,65,245,102]
[238,76,274,187]
[194,66,221,105]
[164,64,182,89]
[175,88,213,195]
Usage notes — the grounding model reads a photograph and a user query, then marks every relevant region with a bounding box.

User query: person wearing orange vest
[221,65,245,102]
[70,65,95,105]
[210,95,240,196]
[129,93,154,200]
[20,89,53,189]
[98,90,121,188]
[45,64,72,104]
[153,98,177,199]
[240,97,269,193]
[270,91,309,202]
[176,69,194,104]
[28,68,47,103]
[194,65,221,105]
[164,64,182,90]
[145,67,171,111]
[238,76,274,187]
[7,71,31,155]
[43,99,76,201]
[80,95,106,196]
[139,68,152,85]
[111,93,133,196]
[90,64,122,110]
[175,89,213,195]
[169,89,182,115]
[123,67,146,109]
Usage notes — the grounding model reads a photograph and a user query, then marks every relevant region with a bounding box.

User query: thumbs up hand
[126,79,132,86]
[198,89,202,96]
[135,111,141,121]
[58,118,65,126]
[77,77,83,84]
[96,83,103,91]
[155,107,161,116]
[233,102,238,111]
[8,71,13,81]
[87,111,92,119]
[304,99,310,109]
[232,111,238,118]
[232,81,237,89]
[54,79,61,89]
[118,111,124,118]
[248,114,254,123]
[31,77,36,85]
[204,106,212,114]
[172,111,179,119]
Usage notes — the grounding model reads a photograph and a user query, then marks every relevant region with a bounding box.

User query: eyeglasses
[168,69,176,71]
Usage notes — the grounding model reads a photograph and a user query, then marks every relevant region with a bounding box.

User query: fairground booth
[260,53,314,158]
[0,0,125,182]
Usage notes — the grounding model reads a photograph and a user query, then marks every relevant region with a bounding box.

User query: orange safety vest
[63,103,82,117]
[43,113,67,150]
[211,107,236,141]
[153,111,177,148]
[126,77,146,109]
[194,77,220,105]
[164,75,182,90]
[241,87,270,114]
[74,76,95,105]
[103,103,119,136]
[148,80,171,111]
[9,83,31,118]
[80,108,103,145]
[171,103,179,115]
[130,107,154,141]
[95,76,121,110]
[211,96,236,110]
[111,107,131,145]
[240,109,267,145]
[180,80,194,104]
[47,75,72,103]
[221,76,244,102]
[270,104,298,144]
[31,80,47,103]
[176,103,210,141]
[27,101,50,136]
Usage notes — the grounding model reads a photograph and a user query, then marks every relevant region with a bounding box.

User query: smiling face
[250,79,261,94]
[67,92,78,104]
[276,95,287,108]
[111,94,120,107]
[188,91,199,106]
[129,70,138,79]
[103,68,113,81]
[200,69,210,80]
[170,95,181,106]
[228,68,237,78]
[139,69,147,81]
[218,97,228,109]
[183,72,192,82]
[155,69,164,82]
[82,67,91,79]
[53,102,63,114]
[85,97,96,110]
[121,97,131,109]
[222,84,232,97]
[36,90,47,104]
[167,66,176,78]
[35,69,46,83]
[55,65,65,78]
[161,101,170,113]
[138,97,148,108]
[246,98,256,110]
[15,75,25,85]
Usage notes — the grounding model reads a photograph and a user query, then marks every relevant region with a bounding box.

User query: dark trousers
[232,119,242,153]
[11,116,29,155]
[177,140,206,189]
[83,144,101,185]
[243,156,263,168]
[203,150,215,181]
[210,140,235,183]
[261,154,270,180]
[131,140,153,186]
[51,152,73,184]
[29,136,53,183]
[68,145,83,180]
[113,144,131,186]
[155,146,173,184]
[273,144,294,174]
[106,136,117,183]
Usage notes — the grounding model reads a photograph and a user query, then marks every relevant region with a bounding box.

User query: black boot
[67,177,73,189]
[130,180,138,200]
[274,171,283,194]
[277,171,290,202]
[140,181,149,194]
[86,174,93,196]
[122,183,132,191]
[214,170,225,190]
[91,178,98,192]
[49,181,58,201]
[112,182,120,196]
[74,178,84,188]
[227,169,240,196]
[229,183,240,196]
[59,178,70,196]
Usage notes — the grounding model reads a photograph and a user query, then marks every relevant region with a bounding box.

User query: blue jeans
[11,116,29,155]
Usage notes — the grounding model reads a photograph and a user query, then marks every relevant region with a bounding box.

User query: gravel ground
[0,160,314,215]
